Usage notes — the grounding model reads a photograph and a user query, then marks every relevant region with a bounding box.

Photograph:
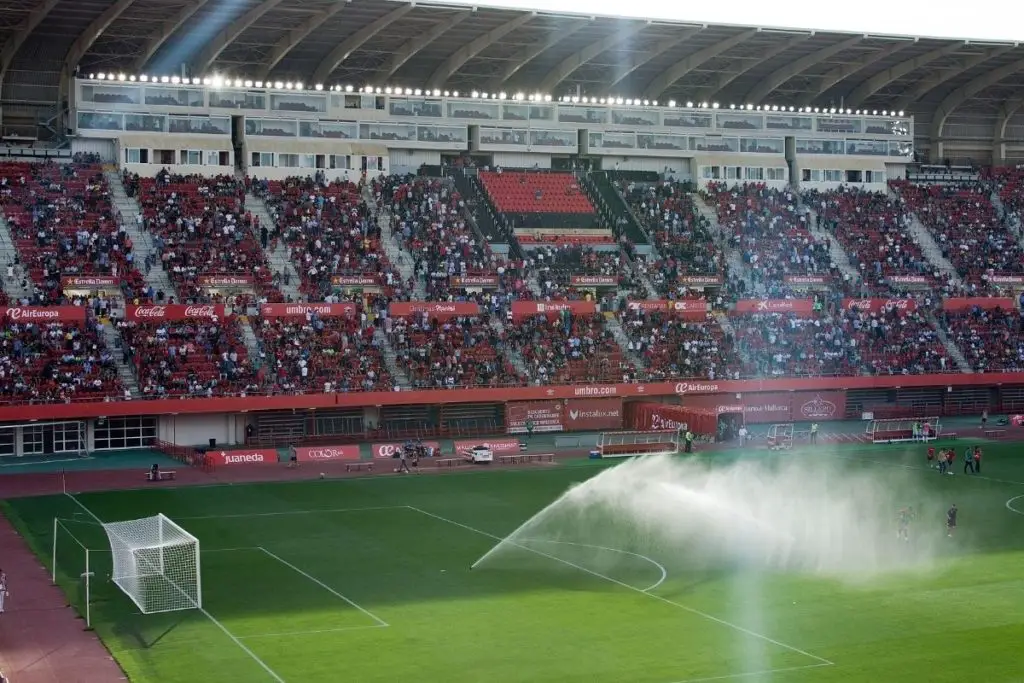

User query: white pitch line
[667,661,834,683]
[518,538,667,593]
[1006,495,1024,516]
[257,546,389,628]
[177,505,407,521]
[63,492,287,683]
[829,453,1024,487]
[239,624,389,640]
[405,505,833,667]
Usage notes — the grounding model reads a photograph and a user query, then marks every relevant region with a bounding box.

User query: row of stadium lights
[86,73,904,117]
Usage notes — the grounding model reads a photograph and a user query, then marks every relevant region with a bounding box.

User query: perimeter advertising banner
[570,275,618,287]
[510,300,597,319]
[206,448,278,466]
[842,298,917,314]
[506,400,564,434]
[292,445,361,462]
[453,437,521,455]
[943,297,1016,312]
[61,276,119,288]
[2,306,87,323]
[450,275,499,288]
[198,275,253,287]
[732,299,816,315]
[626,300,707,319]
[372,441,441,458]
[784,275,830,286]
[389,302,480,319]
[125,304,227,322]
[678,275,723,287]
[260,303,357,319]
[563,398,623,430]
[682,391,847,423]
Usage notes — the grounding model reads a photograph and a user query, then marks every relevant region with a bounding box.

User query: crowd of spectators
[0,317,122,403]
[620,308,740,380]
[1,162,147,304]
[257,310,390,393]
[805,187,933,291]
[117,315,258,397]
[507,312,623,384]
[943,305,1024,373]
[126,170,280,306]
[386,312,517,389]
[893,179,1024,291]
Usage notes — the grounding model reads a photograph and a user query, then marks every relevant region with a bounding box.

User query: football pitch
[3,441,1024,683]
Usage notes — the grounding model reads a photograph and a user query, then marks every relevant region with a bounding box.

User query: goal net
[766,423,795,450]
[102,514,202,614]
[866,416,940,444]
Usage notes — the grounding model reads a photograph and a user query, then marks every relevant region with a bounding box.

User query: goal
[766,423,795,450]
[102,514,202,614]
[866,416,940,444]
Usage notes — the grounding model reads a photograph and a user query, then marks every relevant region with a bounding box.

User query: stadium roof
[1,0,1023,154]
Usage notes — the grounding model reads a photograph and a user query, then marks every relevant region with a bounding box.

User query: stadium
[0,0,1022,680]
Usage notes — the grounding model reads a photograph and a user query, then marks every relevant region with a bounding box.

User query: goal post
[51,518,97,627]
[766,423,795,450]
[101,514,202,614]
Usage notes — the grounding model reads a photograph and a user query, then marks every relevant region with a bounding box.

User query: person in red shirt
[927,446,936,468]
[946,449,956,475]
[973,446,982,474]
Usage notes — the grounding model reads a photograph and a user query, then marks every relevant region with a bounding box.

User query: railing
[153,440,213,471]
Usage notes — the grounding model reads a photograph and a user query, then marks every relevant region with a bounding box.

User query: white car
[466,445,494,464]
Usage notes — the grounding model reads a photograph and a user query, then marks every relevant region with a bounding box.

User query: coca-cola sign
[570,275,618,287]
[293,445,361,462]
[842,298,916,314]
[198,275,253,287]
[733,299,815,315]
[3,306,86,323]
[61,276,119,288]
[126,304,227,322]
[260,303,356,319]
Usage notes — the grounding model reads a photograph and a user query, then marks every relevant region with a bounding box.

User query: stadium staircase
[924,310,973,373]
[245,192,302,302]
[239,318,262,360]
[489,318,530,378]
[903,212,962,287]
[451,170,514,248]
[368,185,426,299]
[696,194,752,292]
[373,327,411,389]
[803,205,861,284]
[604,315,645,371]
[99,319,140,396]
[619,248,659,300]
[106,170,176,296]
[585,171,650,249]
[0,215,34,301]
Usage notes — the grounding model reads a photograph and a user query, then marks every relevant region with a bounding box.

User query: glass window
[125,114,165,132]
[81,84,140,105]
[824,169,844,182]
[270,93,327,113]
[417,125,467,143]
[745,167,765,180]
[802,168,823,182]
[0,427,14,457]
[206,150,221,166]
[479,128,526,145]
[144,86,203,107]
[278,153,300,167]
[664,112,712,129]
[766,115,812,131]
[636,133,686,151]
[246,118,297,137]
[589,132,635,149]
[359,123,416,141]
[210,90,266,110]
[740,138,784,154]
[767,167,787,181]
[93,416,157,451]
[169,116,229,134]
[389,98,442,117]
[558,106,606,124]
[796,139,844,154]
[610,108,657,126]
[78,112,123,130]
[530,130,576,148]
[125,148,142,164]
[448,101,499,119]
[22,425,44,455]
[845,139,888,156]
[181,150,202,165]
[299,120,357,139]
[816,117,862,134]
[717,113,764,130]
[330,154,351,169]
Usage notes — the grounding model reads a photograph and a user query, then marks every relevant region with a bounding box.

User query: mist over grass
[476,454,948,583]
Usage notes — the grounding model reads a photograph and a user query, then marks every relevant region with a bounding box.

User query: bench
[944,432,958,440]
[983,429,1006,440]
[436,457,469,468]
[498,453,555,465]
[600,442,675,457]
[146,470,176,482]
[345,462,373,472]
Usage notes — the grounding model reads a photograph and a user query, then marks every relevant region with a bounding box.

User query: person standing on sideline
[684,430,694,453]
[810,423,818,444]
[973,446,982,473]
[964,447,975,474]
[981,409,988,429]
[938,449,947,475]
[738,425,748,446]
[0,568,7,613]
[525,419,534,441]
[946,504,958,537]
[397,448,411,474]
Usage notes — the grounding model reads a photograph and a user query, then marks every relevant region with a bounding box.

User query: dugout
[625,402,740,440]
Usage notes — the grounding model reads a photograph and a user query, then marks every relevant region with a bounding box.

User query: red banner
[943,297,1016,312]
[2,306,87,323]
[372,441,441,458]
[684,391,847,424]
[388,301,480,319]
[453,438,521,455]
[510,300,597,319]
[987,275,1024,286]
[733,299,815,315]
[889,275,928,285]
[61,276,119,288]
[451,275,499,288]
[331,275,379,287]
[570,275,618,287]
[207,448,278,466]
[626,300,706,319]
[260,303,356,319]
[292,444,361,462]
[842,298,917,314]
[125,304,227,322]
[679,275,723,286]
[784,275,830,286]
[507,400,564,434]
[564,398,623,430]
[198,275,253,287]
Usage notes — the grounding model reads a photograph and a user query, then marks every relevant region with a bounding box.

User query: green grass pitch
[3,441,1024,683]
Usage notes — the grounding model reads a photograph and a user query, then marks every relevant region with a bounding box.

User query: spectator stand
[506,303,625,384]
[943,303,1024,373]
[0,162,147,306]
[620,304,741,381]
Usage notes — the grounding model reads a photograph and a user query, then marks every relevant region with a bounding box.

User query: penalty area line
[405,505,833,668]
[667,661,834,683]
[176,505,408,521]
